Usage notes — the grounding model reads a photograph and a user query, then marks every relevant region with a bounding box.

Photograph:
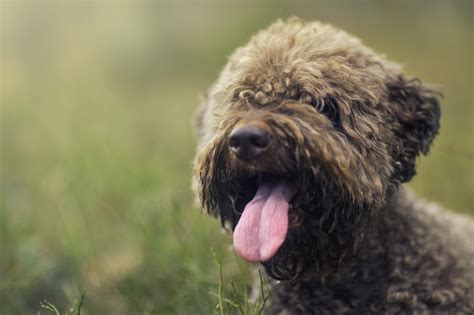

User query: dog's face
[193,19,440,280]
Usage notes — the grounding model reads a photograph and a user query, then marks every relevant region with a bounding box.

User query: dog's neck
[296,187,452,281]
[284,188,413,281]
[294,189,405,282]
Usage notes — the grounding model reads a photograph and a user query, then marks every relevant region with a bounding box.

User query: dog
[193,18,474,314]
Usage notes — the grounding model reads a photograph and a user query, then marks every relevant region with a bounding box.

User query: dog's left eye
[314,96,343,132]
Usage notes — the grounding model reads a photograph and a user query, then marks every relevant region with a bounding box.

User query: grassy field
[1,2,472,314]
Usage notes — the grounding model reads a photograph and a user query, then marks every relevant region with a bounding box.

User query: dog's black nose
[229,125,271,161]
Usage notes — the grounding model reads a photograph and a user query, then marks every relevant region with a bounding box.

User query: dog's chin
[230,172,304,263]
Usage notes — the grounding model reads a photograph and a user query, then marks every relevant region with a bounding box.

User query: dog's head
[193,18,440,280]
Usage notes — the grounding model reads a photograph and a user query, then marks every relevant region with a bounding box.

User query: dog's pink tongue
[233,180,296,262]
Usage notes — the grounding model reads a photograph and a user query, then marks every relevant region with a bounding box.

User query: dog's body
[266,189,474,314]
[193,18,474,314]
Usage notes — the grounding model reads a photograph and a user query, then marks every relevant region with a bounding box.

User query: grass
[37,255,268,315]
[211,249,269,315]
[1,77,256,314]
[1,2,472,314]
[40,293,84,315]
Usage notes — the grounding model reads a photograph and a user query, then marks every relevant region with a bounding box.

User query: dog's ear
[386,75,441,183]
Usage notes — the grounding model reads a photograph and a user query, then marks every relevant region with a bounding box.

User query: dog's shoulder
[396,187,474,255]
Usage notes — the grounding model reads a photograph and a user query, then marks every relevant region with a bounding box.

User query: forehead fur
[202,18,401,131]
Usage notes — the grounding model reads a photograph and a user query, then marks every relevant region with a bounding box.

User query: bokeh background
[1,1,472,314]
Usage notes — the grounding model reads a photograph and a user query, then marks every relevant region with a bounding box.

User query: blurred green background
[1,1,472,314]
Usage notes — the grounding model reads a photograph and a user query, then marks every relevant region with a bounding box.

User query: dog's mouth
[230,173,300,263]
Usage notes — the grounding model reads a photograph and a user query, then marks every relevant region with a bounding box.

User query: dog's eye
[318,96,343,132]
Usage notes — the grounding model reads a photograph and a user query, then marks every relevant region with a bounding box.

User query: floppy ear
[386,75,441,183]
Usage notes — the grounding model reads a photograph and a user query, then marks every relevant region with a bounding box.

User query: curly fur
[193,18,474,314]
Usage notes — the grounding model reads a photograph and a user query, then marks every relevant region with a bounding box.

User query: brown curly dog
[193,18,474,314]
